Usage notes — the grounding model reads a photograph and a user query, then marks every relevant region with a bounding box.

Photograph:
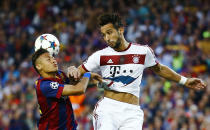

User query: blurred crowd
[0,0,209,130]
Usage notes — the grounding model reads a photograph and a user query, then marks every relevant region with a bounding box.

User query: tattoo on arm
[149,64,161,72]
[149,63,181,83]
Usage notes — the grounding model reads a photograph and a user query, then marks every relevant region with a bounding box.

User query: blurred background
[0,0,209,129]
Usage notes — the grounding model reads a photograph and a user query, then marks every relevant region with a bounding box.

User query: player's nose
[51,57,57,64]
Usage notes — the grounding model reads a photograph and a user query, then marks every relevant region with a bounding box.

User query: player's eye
[107,31,112,35]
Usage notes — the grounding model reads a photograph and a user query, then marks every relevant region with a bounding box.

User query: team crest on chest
[132,55,140,64]
[50,82,59,89]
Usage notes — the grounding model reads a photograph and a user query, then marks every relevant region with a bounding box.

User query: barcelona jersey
[35,71,77,130]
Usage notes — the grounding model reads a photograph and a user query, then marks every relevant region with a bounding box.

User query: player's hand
[67,66,81,81]
[185,78,207,90]
[91,73,102,83]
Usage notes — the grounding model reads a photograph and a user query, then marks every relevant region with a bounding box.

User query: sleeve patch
[50,82,59,89]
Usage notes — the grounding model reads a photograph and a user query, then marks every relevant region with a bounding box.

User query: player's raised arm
[149,63,207,90]
[62,72,102,96]
[62,72,90,96]
[67,65,102,81]
[67,65,86,80]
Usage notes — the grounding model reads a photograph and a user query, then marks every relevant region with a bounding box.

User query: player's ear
[118,27,124,35]
[36,58,42,71]
[36,63,42,71]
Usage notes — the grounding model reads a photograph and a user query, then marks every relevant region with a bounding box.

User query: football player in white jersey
[67,13,206,130]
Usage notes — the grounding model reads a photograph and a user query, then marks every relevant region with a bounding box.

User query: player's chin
[107,42,115,47]
[109,44,116,48]
[51,67,58,72]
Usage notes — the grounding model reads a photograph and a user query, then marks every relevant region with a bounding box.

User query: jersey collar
[38,71,61,80]
[116,42,131,52]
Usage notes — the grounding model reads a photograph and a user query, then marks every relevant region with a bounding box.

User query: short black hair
[97,13,123,29]
[32,48,49,74]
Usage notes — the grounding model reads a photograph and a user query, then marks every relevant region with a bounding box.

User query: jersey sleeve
[82,51,100,72]
[144,46,158,68]
[40,80,64,99]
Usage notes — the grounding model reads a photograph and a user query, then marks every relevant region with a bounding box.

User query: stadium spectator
[0,0,209,129]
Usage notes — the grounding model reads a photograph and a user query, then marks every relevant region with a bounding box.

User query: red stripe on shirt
[48,101,59,130]
[56,85,64,99]
[82,64,89,72]
[66,100,73,129]
[100,54,146,66]
[36,80,49,130]
[107,81,114,87]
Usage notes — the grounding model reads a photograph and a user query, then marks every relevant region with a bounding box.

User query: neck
[114,37,129,52]
[40,71,57,78]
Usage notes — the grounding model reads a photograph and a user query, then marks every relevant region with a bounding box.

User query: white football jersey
[82,43,158,98]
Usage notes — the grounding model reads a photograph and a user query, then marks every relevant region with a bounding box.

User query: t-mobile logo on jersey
[110,66,121,77]
[110,66,134,77]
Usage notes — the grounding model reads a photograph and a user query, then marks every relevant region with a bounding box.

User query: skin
[68,23,206,104]
[35,52,102,96]
[100,23,129,51]
[36,53,58,78]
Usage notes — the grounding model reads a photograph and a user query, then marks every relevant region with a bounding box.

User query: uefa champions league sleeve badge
[50,82,59,89]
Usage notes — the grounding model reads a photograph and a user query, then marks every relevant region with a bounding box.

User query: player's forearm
[62,73,91,96]
[73,77,89,94]
[78,65,88,76]
[67,65,87,80]
[153,64,181,83]
[62,77,89,96]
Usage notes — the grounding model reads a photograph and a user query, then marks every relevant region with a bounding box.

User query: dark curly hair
[97,13,124,29]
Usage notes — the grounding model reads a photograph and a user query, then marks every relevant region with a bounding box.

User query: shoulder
[129,43,149,53]
[36,79,52,92]
[39,79,53,87]
[131,43,148,48]
[37,77,58,88]
[36,77,51,87]
[39,79,61,92]
[132,43,154,52]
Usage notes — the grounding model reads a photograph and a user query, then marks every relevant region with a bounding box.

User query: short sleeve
[144,46,158,68]
[82,51,100,72]
[40,80,64,99]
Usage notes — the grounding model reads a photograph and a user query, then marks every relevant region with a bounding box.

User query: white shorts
[92,97,144,130]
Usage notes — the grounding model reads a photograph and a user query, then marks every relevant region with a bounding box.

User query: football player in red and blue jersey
[32,48,102,130]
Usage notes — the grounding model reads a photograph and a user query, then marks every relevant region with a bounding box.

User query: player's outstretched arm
[62,72,91,96]
[67,66,82,81]
[149,63,206,90]
[67,65,87,80]
[67,65,102,82]
[62,72,102,96]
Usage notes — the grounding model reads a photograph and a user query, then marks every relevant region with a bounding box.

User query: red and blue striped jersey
[35,71,77,130]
